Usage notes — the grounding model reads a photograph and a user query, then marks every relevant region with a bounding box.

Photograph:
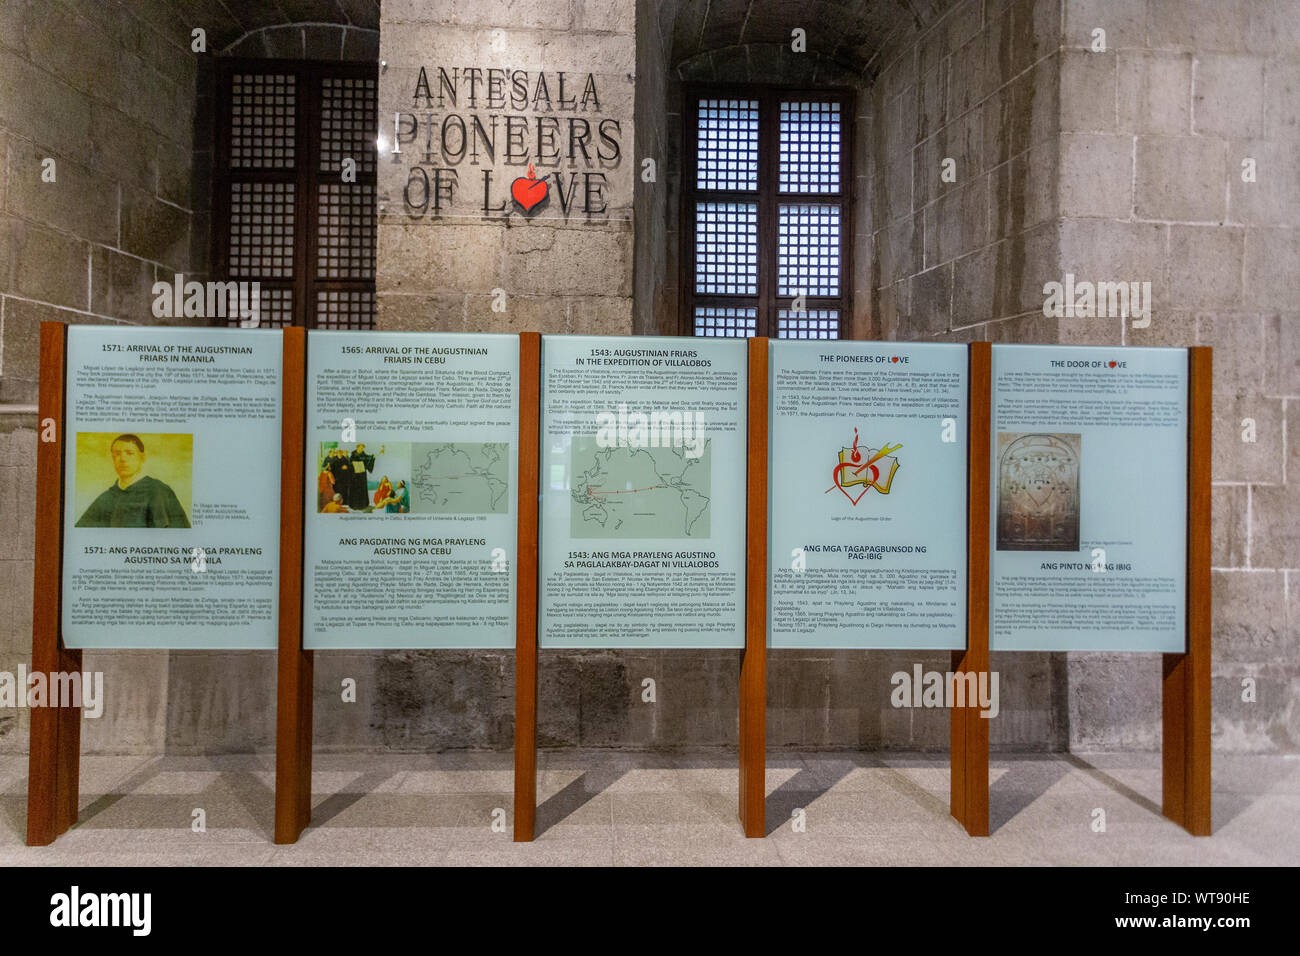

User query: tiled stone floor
[0,751,1295,865]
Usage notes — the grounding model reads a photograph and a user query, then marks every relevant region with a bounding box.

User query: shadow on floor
[535,766,626,836]
[989,753,1071,834]
[307,769,402,832]
[1061,753,1160,815]
[74,759,167,830]
[764,754,862,835]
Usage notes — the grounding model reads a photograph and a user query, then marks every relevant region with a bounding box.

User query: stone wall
[375,0,636,336]
[870,0,1062,342]
[870,0,1300,753]
[633,0,671,335]
[0,0,202,399]
[0,0,384,755]
[863,0,1070,751]
[0,0,205,754]
[1050,0,1300,752]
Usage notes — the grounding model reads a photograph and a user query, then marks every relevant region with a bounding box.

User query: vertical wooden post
[28,322,81,846]
[951,341,990,837]
[275,326,312,844]
[1163,346,1212,836]
[513,332,541,842]
[54,641,82,836]
[739,337,768,837]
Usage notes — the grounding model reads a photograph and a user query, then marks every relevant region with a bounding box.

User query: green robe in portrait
[75,475,191,528]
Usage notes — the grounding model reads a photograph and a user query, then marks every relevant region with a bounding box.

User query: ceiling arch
[657,0,955,81]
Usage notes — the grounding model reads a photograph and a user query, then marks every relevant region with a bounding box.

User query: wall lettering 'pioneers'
[397,66,625,220]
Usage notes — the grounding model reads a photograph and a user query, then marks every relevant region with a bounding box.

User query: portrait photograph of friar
[73,433,192,529]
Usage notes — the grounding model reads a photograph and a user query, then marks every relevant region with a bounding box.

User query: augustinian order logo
[827,427,902,505]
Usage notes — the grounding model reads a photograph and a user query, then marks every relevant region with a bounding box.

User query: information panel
[539,336,746,648]
[768,341,968,649]
[303,332,519,649]
[61,327,282,649]
[990,344,1188,652]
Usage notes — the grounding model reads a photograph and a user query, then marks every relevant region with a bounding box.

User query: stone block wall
[1051,0,1300,753]
[0,1,384,756]
[870,0,1064,343]
[0,0,204,754]
[0,0,202,401]
[865,0,1071,751]
[871,0,1300,752]
[375,0,636,336]
[633,0,671,335]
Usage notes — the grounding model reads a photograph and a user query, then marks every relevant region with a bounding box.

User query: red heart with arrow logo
[831,459,879,506]
[511,162,548,214]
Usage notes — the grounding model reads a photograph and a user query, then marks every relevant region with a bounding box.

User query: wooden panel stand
[513,332,541,842]
[274,327,312,844]
[739,337,768,837]
[27,322,81,846]
[951,341,990,837]
[1163,346,1212,836]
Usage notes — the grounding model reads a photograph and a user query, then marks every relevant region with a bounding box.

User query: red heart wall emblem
[891,356,900,363]
[1108,361,1117,368]
[511,162,548,213]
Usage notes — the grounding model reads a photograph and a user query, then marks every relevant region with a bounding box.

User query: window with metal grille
[213,60,378,329]
[682,87,853,339]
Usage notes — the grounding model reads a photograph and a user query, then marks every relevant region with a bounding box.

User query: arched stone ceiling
[657,0,955,81]
[152,0,380,53]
